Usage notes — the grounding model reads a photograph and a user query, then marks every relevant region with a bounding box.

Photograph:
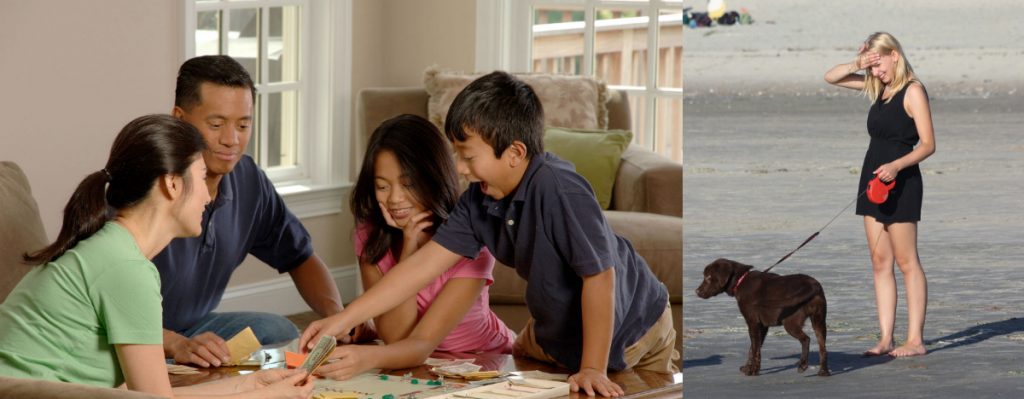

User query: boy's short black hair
[175,55,256,110]
[444,71,544,159]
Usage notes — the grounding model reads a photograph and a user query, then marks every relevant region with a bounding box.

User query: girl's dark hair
[24,114,207,264]
[350,114,459,265]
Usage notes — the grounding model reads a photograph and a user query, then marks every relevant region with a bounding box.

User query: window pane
[594,8,648,87]
[266,91,299,168]
[531,7,584,75]
[628,93,649,149]
[196,11,221,56]
[268,6,300,83]
[245,94,259,160]
[658,9,682,89]
[227,8,260,82]
[655,96,682,162]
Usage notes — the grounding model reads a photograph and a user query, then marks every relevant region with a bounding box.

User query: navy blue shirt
[433,152,668,371]
[153,155,313,333]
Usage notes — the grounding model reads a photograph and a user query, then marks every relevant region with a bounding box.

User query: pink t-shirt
[355,224,515,354]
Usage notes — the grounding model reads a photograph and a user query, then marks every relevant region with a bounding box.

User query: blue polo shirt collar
[480,153,547,217]
[210,173,235,210]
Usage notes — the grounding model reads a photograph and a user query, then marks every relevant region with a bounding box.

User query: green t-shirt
[0,222,163,387]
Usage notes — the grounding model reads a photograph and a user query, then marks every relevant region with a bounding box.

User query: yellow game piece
[224,326,261,366]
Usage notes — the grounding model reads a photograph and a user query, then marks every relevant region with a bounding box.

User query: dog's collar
[731,270,751,295]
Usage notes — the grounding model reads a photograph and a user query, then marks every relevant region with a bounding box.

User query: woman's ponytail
[23,114,206,265]
[24,170,112,264]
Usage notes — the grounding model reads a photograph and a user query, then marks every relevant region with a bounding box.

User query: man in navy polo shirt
[300,71,679,398]
[156,55,347,368]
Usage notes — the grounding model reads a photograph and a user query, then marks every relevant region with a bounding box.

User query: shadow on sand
[682,354,723,369]
[764,351,894,376]
[926,317,1024,354]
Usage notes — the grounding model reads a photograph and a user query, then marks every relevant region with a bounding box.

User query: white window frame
[183,0,352,218]
[477,0,682,159]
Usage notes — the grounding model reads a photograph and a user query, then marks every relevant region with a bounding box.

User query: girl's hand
[379,202,432,255]
[315,345,375,381]
[299,314,348,353]
[873,162,900,183]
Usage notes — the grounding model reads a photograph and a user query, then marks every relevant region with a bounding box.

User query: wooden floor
[285,311,319,331]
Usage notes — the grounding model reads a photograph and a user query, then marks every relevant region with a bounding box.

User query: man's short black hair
[175,55,256,110]
[444,71,544,159]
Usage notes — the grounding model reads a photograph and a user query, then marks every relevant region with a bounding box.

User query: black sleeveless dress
[855,83,925,223]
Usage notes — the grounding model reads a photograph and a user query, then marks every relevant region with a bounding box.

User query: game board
[425,378,569,399]
[313,373,466,399]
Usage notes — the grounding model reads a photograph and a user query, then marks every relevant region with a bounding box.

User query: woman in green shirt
[0,114,313,398]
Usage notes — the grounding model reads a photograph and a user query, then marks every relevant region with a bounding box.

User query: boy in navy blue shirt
[302,71,678,397]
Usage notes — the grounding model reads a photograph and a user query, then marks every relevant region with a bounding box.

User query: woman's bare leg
[864,216,896,356]
[888,222,928,357]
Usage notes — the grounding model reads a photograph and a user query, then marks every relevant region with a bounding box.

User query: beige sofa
[0,162,164,398]
[356,88,682,351]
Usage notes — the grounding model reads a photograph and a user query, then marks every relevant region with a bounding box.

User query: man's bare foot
[862,341,894,357]
[890,343,927,357]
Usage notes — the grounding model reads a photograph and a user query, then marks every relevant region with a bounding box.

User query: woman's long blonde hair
[862,32,916,104]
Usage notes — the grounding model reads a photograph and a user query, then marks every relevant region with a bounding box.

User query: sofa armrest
[610,145,682,217]
[1,161,48,304]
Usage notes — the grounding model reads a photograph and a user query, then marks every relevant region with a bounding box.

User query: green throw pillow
[543,127,633,209]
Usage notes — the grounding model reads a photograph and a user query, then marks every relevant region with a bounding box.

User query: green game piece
[378,374,388,380]
[411,378,419,384]
[382,395,394,399]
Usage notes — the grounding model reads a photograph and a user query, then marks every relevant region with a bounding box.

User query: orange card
[285,351,307,369]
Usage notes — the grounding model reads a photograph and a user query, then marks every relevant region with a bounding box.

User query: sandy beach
[683,1,1024,397]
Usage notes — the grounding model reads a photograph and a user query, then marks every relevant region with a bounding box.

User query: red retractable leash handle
[761,176,894,273]
[866,175,896,205]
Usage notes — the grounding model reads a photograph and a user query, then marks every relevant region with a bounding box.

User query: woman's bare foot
[862,341,894,357]
[890,343,927,357]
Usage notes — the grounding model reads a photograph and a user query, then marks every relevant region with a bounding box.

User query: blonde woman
[824,32,935,358]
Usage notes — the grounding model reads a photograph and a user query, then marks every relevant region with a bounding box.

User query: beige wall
[0,0,183,237]
[1,0,478,292]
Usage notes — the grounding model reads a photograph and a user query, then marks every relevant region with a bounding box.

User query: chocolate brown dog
[696,258,830,376]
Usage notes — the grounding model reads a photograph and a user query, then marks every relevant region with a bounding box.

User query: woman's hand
[855,49,880,71]
[245,369,314,399]
[379,202,432,257]
[315,345,377,382]
[873,162,900,183]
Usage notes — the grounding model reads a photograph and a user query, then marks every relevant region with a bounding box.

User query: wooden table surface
[169,345,682,399]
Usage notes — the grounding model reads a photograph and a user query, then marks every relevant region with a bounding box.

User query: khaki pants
[513,302,680,373]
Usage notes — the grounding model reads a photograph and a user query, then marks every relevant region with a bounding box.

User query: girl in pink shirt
[316,114,515,380]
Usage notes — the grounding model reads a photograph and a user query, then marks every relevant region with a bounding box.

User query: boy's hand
[247,369,314,398]
[568,368,623,397]
[299,314,348,353]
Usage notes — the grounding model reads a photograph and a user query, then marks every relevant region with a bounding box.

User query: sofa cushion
[488,210,681,306]
[0,162,48,303]
[423,66,609,131]
[544,127,632,210]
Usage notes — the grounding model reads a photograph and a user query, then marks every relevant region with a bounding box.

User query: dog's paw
[740,365,759,376]
[817,368,831,377]
[797,361,808,373]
